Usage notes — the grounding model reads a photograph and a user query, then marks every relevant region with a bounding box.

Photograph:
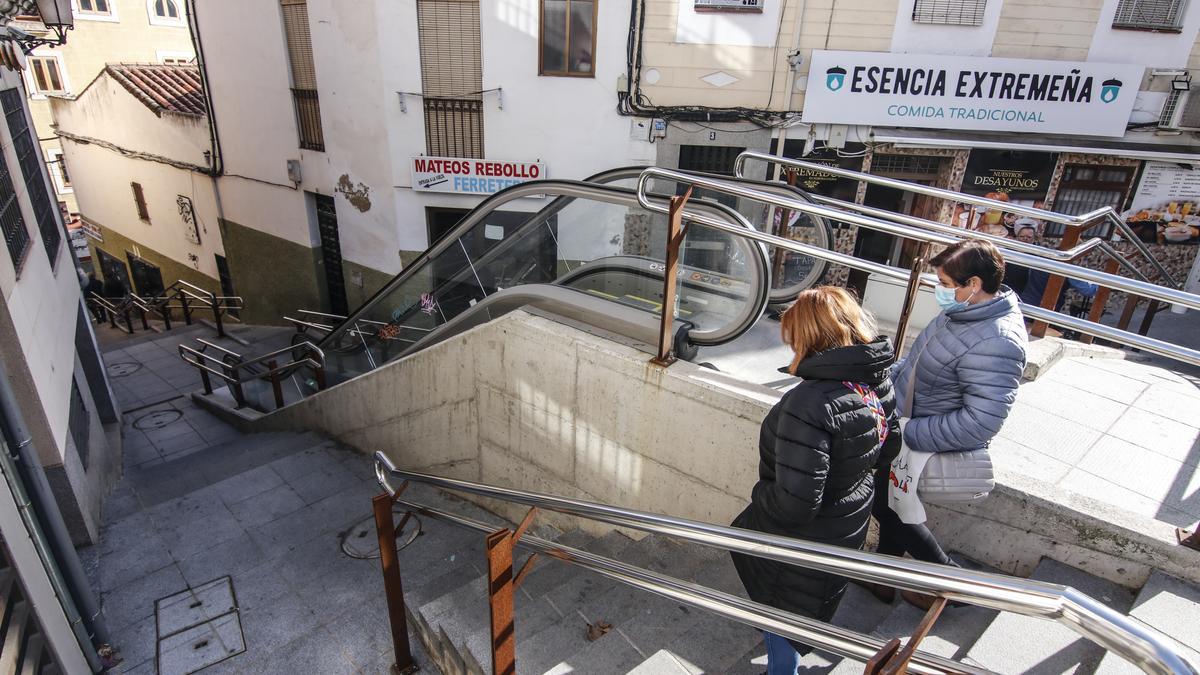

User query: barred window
[912,0,987,26]
[0,134,30,269]
[1113,0,1188,30]
[1,89,60,265]
[281,0,325,151]
[541,0,596,76]
[417,0,484,157]
[1045,166,1134,239]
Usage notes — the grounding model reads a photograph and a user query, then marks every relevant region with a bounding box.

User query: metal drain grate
[155,577,245,674]
[132,409,183,430]
[106,362,142,377]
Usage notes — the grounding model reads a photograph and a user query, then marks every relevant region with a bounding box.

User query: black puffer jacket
[731,337,901,634]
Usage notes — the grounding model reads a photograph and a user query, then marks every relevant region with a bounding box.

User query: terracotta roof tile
[106,63,206,117]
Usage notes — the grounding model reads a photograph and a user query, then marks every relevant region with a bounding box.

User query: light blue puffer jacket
[893,287,1027,454]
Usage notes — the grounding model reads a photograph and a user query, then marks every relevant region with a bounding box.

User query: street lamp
[33,0,72,44]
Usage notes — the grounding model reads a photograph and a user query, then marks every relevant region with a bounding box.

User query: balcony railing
[423,97,483,159]
[291,88,325,152]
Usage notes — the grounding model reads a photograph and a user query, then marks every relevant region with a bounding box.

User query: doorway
[94,248,131,294]
[313,194,348,316]
[214,254,238,318]
[126,253,165,297]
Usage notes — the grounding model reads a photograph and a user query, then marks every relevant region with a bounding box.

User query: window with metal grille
[870,154,942,175]
[678,145,745,208]
[1045,165,1134,238]
[1160,89,1185,127]
[1113,0,1187,29]
[417,0,484,157]
[131,182,150,221]
[78,0,111,14]
[0,136,30,269]
[912,0,987,26]
[28,57,65,95]
[541,0,596,76]
[281,0,325,151]
[1,89,60,264]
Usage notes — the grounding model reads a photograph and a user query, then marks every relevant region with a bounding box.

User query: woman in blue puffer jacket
[868,239,1027,607]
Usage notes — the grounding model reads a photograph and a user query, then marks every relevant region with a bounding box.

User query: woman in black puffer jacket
[731,286,901,674]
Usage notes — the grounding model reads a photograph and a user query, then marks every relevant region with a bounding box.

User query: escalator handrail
[314,179,771,356]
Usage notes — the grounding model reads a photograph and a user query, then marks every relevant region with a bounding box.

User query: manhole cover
[340,511,421,559]
[106,362,142,377]
[133,409,183,430]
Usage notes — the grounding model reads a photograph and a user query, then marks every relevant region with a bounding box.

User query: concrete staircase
[394,485,1200,675]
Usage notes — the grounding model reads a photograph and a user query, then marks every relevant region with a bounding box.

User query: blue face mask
[934,284,975,313]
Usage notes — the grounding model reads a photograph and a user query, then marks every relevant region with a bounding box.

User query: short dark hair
[930,240,1005,293]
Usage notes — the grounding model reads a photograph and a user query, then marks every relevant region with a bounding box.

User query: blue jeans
[763,631,801,675]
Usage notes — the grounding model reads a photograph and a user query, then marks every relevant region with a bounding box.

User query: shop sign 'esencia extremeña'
[803,50,1145,138]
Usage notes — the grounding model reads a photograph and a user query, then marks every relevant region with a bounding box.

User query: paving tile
[1077,436,1200,510]
[123,442,162,469]
[1086,357,1193,385]
[229,484,306,528]
[101,563,187,633]
[1106,406,1200,467]
[211,464,285,506]
[325,600,392,670]
[248,504,332,556]
[103,486,143,522]
[111,614,157,674]
[1044,358,1149,405]
[1132,385,1200,429]
[1058,468,1195,527]
[990,436,1073,485]
[100,512,162,557]
[994,401,1102,465]
[176,532,268,588]
[236,590,323,658]
[257,626,359,675]
[100,535,175,593]
[268,443,343,483]
[156,430,210,458]
[1015,379,1129,432]
[228,563,292,612]
[285,459,361,505]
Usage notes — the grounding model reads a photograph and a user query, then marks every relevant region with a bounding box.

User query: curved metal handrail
[734,150,1179,287]
[634,167,1200,368]
[374,454,1197,675]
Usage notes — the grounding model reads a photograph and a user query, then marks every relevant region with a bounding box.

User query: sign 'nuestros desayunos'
[802,50,1144,137]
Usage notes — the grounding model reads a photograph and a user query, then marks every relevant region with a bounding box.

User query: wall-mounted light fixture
[1172,73,1192,92]
[2,0,73,52]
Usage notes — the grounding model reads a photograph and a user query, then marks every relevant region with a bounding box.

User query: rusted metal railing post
[267,359,284,409]
[893,242,931,356]
[1137,299,1162,337]
[879,597,946,674]
[107,304,117,329]
[1030,225,1084,338]
[199,368,213,395]
[1081,258,1121,345]
[771,168,799,289]
[1179,522,1200,551]
[652,187,692,366]
[161,303,172,331]
[211,291,226,338]
[123,308,135,334]
[373,493,418,675]
[226,365,246,409]
[138,306,150,331]
[486,529,517,675]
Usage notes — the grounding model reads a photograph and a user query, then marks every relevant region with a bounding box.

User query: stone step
[966,558,1133,674]
[625,649,696,675]
[1094,571,1200,674]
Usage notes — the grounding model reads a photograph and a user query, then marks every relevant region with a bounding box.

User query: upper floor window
[75,0,117,20]
[1113,0,1188,31]
[46,149,72,195]
[28,56,66,95]
[131,182,150,222]
[912,0,987,26]
[148,0,185,26]
[540,0,595,77]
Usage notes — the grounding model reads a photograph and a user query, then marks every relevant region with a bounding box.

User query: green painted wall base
[218,218,325,326]
[86,221,219,296]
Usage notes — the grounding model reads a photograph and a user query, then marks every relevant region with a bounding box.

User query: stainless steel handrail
[179,340,324,382]
[393,495,991,675]
[633,168,1200,367]
[374,454,1197,675]
[734,150,1179,288]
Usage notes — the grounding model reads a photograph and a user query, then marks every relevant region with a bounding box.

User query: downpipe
[0,359,108,672]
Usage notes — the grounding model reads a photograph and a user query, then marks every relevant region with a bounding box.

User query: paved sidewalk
[85,321,437,674]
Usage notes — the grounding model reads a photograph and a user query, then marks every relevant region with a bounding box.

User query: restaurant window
[1112,0,1187,30]
[281,0,325,151]
[1046,165,1135,238]
[417,0,484,157]
[131,182,150,222]
[0,136,30,270]
[76,0,112,16]
[912,0,987,26]
[28,56,66,95]
[1,88,60,265]
[540,0,596,77]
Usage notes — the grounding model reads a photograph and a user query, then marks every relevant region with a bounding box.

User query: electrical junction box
[651,118,667,139]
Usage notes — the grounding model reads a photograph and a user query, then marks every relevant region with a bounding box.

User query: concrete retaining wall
[218,310,1198,589]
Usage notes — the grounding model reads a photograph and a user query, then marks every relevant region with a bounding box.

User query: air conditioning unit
[1159,87,1200,131]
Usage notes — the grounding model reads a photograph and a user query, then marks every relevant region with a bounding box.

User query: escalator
[295,179,788,393]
